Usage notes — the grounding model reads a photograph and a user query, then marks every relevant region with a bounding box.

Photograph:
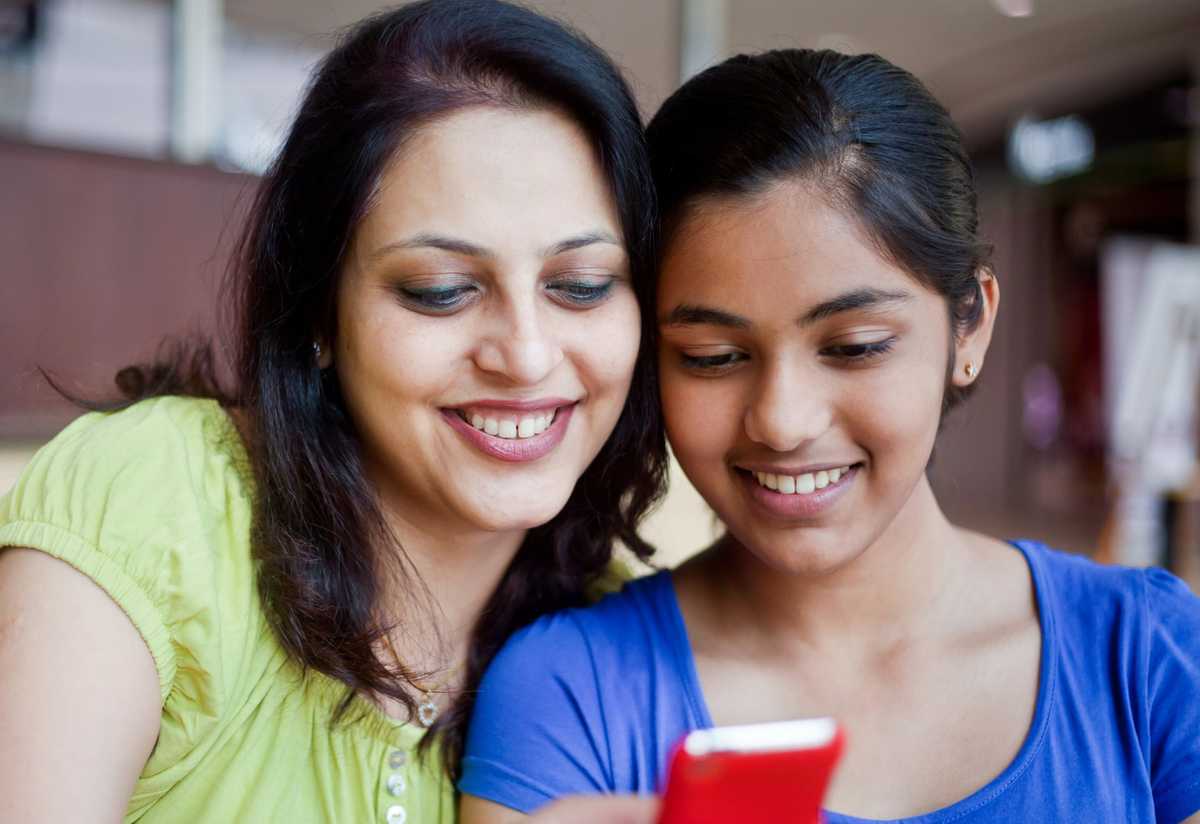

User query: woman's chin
[470,498,572,535]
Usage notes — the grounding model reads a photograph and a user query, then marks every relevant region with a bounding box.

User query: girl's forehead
[661,187,902,293]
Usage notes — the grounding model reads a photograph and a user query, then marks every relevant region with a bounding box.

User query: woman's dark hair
[646,48,992,411]
[86,0,665,776]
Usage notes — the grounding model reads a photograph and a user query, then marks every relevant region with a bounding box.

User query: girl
[0,2,666,822]
[461,49,1200,823]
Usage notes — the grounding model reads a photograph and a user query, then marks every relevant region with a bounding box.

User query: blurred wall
[0,138,249,438]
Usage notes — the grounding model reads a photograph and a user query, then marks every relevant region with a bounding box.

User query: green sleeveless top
[0,396,453,824]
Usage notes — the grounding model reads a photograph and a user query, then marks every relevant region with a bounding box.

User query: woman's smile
[441,399,577,462]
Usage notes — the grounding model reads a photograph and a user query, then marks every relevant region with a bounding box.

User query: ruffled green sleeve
[0,396,261,786]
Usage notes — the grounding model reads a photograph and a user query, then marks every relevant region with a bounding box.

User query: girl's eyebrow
[661,288,911,330]
[799,288,911,326]
[661,304,751,329]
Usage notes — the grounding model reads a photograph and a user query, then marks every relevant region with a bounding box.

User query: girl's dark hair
[90,0,665,776]
[646,49,992,411]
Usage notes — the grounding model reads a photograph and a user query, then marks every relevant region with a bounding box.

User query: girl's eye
[824,338,897,362]
[396,284,477,313]
[546,277,615,307]
[679,351,747,374]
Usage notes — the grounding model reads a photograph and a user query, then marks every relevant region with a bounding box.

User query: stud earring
[312,341,322,361]
[964,362,978,379]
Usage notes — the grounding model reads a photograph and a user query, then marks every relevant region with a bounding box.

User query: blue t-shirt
[460,541,1200,822]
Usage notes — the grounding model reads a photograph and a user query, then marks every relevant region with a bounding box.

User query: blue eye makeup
[393,282,477,313]
[545,276,616,307]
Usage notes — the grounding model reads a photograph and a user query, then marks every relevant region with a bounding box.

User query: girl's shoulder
[1014,538,1200,627]
[462,569,700,808]
[499,568,681,674]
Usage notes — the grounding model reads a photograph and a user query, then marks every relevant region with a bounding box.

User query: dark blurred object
[0,2,38,56]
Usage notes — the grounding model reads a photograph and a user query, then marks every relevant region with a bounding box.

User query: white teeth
[752,466,853,496]
[464,408,559,440]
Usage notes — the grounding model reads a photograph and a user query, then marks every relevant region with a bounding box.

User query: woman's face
[658,181,991,574]
[334,106,640,537]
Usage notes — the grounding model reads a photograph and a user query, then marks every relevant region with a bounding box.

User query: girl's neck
[685,476,972,659]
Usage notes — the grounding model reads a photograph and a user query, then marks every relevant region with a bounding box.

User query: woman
[0,2,667,821]
[461,49,1200,822]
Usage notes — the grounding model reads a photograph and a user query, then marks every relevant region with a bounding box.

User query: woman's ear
[315,338,334,370]
[951,268,1000,388]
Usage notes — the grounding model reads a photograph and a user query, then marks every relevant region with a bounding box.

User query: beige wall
[0,445,39,499]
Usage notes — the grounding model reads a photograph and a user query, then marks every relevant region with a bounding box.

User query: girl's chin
[707,506,868,576]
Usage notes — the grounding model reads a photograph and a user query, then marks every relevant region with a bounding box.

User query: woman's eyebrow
[541,230,621,257]
[370,232,493,261]
[369,230,620,264]
[798,288,911,326]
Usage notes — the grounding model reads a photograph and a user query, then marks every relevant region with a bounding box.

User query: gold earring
[964,362,978,379]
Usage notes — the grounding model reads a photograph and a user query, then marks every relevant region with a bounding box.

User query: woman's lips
[442,403,575,462]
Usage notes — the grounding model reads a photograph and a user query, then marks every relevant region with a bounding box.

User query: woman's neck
[375,500,526,677]
[685,476,973,660]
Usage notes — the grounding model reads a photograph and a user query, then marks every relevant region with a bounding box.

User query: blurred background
[2,0,1198,578]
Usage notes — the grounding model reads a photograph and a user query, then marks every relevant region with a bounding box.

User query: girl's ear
[951,268,1000,387]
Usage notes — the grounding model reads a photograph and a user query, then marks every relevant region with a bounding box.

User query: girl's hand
[462,793,659,824]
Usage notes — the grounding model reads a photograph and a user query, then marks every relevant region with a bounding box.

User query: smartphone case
[658,718,845,824]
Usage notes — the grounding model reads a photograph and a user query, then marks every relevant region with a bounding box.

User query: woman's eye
[824,338,897,362]
[396,285,476,313]
[679,351,746,373]
[546,277,614,307]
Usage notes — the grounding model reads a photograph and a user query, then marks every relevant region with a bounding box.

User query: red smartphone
[658,717,844,824]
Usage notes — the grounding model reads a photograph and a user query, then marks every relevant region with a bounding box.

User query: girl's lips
[739,464,858,519]
[442,404,574,463]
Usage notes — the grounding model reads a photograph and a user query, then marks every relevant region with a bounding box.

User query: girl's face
[658,181,993,574]
[334,106,640,538]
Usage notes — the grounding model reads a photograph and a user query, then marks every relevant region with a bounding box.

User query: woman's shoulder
[0,394,261,703]
[3,394,249,514]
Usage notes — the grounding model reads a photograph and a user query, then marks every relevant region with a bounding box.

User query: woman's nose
[474,296,565,385]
